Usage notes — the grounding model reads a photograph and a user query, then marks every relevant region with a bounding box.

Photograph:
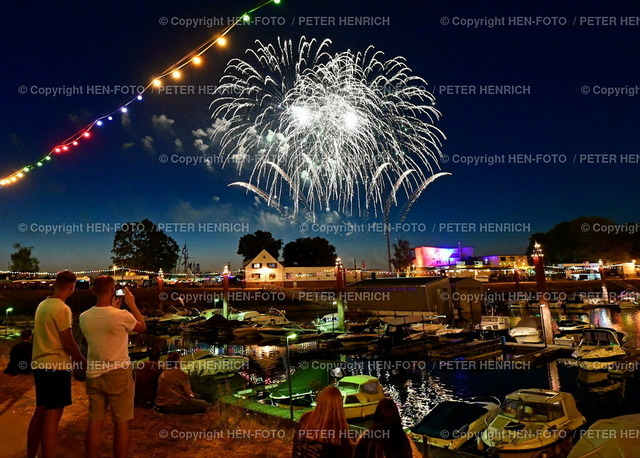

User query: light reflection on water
[176,307,640,428]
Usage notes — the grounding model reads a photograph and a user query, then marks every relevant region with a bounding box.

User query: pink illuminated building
[413,244,475,268]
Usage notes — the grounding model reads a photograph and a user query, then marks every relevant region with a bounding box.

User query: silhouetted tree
[237,230,283,262]
[283,237,337,266]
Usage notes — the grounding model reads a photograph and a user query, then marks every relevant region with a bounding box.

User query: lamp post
[222,264,230,319]
[335,258,345,332]
[532,242,553,346]
[285,333,298,420]
[5,307,14,338]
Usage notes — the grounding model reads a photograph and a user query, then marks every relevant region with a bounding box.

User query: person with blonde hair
[27,270,86,458]
[354,397,421,458]
[292,386,353,457]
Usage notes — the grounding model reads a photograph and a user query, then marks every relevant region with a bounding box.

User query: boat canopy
[580,328,622,345]
[507,389,582,422]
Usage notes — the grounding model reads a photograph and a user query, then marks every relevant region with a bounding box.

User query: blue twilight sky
[1,0,639,272]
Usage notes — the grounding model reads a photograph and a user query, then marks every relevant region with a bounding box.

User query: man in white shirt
[27,270,86,458]
[80,275,145,458]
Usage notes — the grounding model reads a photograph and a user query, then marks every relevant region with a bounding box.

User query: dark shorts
[33,369,72,409]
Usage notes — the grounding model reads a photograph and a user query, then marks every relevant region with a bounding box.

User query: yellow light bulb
[153,79,162,87]
[172,70,182,79]
[192,56,202,65]
[218,37,227,46]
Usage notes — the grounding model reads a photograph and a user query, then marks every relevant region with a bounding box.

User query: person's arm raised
[123,287,146,333]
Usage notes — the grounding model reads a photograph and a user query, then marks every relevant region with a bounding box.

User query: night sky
[2,0,639,272]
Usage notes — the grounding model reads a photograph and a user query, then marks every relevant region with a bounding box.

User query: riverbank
[0,339,294,458]
[3,279,638,318]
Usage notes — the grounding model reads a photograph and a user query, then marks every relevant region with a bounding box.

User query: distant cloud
[194,138,209,152]
[211,196,220,202]
[141,136,154,152]
[192,128,207,137]
[213,118,231,132]
[68,110,93,127]
[256,210,287,230]
[174,138,183,152]
[121,112,131,127]
[122,142,134,150]
[152,114,175,129]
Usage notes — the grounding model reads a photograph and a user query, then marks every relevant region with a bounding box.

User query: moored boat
[250,308,292,326]
[409,315,447,334]
[480,388,586,457]
[477,316,511,331]
[617,300,639,309]
[557,320,592,333]
[411,397,500,450]
[572,328,628,371]
[509,317,542,343]
[335,375,385,419]
[567,414,640,458]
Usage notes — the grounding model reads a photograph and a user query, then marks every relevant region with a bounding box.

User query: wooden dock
[219,394,311,422]
[429,339,502,361]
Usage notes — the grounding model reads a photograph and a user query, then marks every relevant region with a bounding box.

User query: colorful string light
[0,0,282,187]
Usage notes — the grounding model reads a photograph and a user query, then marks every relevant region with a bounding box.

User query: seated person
[155,352,208,414]
[4,329,33,375]
[134,347,162,407]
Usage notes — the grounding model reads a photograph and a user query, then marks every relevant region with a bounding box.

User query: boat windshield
[337,382,360,392]
[502,400,562,422]
[581,330,618,346]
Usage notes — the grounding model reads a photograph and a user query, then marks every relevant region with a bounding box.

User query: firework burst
[211,37,448,219]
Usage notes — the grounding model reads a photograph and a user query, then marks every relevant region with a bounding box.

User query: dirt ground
[0,339,293,458]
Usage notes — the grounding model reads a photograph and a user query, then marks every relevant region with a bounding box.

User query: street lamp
[285,333,298,420]
[5,307,14,338]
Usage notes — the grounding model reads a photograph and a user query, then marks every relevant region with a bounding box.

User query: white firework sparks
[211,37,449,219]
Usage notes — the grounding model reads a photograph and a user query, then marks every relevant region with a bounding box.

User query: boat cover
[268,362,331,399]
[568,414,640,458]
[411,401,489,437]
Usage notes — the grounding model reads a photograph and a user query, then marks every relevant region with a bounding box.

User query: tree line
[8,216,639,274]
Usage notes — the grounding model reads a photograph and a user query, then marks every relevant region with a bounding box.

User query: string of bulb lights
[0,0,281,187]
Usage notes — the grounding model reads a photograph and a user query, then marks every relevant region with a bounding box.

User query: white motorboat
[509,327,542,344]
[232,324,262,338]
[557,320,592,333]
[572,328,628,371]
[336,320,386,349]
[250,308,292,326]
[480,388,586,457]
[229,310,261,321]
[434,325,466,336]
[312,313,341,333]
[409,315,447,334]
[477,316,511,331]
[509,317,542,343]
[411,397,500,450]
